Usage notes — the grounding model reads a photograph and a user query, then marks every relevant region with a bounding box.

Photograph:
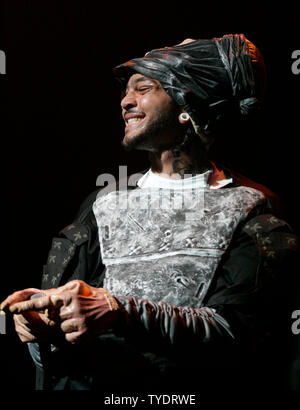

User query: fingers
[65,330,85,344]
[0,280,93,312]
[57,280,93,297]
[9,294,64,315]
[9,291,72,316]
[60,318,87,344]
[23,311,56,328]
[0,288,43,311]
[9,295,51,314]
[14,315,38,343]
[62,321,92,344]
[13,312,57,343]
[60,317,81,334]
[50,280,80,293]
[3,281,114,345]
[13,313,40,342]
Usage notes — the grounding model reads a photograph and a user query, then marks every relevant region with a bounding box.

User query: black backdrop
[0,0,299,399]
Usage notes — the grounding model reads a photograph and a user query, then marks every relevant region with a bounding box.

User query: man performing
[1,34,299,392]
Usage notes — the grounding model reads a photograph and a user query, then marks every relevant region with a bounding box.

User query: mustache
[123,108,146,116]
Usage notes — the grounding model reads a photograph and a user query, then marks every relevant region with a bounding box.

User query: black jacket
[36,169,299,391]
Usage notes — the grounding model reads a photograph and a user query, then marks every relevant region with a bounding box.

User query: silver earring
[179,112,190,121]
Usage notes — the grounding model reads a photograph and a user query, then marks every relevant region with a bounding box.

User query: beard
[121,103,181,152]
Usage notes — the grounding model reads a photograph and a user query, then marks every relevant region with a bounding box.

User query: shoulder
[73,171,144,227]
[219,164,283,218]
[74,189,101,225]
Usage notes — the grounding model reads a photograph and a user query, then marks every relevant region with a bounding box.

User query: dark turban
[114,34,266,149]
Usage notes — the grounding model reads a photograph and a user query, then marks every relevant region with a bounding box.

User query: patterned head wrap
[114,34,266,149]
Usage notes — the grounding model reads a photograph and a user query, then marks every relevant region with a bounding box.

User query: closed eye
[137,85,153,93]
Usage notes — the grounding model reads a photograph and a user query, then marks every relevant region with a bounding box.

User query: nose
[121,90,137,111]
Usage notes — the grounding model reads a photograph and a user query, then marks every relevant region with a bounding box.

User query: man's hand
[1,280,120,344]
[1,288,60,343]
[12,310,58,343]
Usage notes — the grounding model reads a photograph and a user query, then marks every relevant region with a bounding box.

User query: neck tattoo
[172,156,198,179]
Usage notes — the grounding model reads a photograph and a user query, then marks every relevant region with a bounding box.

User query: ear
[178,112,190,124]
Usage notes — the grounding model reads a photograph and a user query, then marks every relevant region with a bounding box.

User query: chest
[93,186,263,307]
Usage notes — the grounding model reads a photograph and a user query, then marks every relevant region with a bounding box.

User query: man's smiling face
[120,73,182,152]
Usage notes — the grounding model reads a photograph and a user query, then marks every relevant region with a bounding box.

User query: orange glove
[1,280,120,344]
[1,288,59,343]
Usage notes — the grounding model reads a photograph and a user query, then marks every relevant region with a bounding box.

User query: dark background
[0,0,299,398]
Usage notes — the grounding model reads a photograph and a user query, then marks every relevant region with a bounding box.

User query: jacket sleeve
[113,213,299,348]
[41,189,106,291]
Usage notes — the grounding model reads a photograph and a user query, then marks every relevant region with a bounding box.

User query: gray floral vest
[93,186,265,308]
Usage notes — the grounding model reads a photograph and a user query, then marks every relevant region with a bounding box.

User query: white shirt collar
[137,167,232,190]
